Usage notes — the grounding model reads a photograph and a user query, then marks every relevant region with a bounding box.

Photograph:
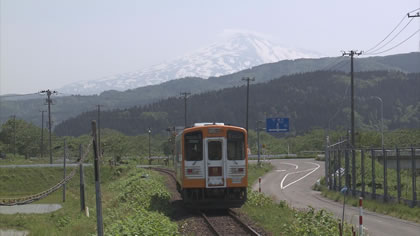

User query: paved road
[251,159,420,236]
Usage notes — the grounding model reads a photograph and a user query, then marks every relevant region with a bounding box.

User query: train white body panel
[174,124,248,208]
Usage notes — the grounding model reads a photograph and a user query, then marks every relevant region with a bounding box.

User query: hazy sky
[1,0,419,95]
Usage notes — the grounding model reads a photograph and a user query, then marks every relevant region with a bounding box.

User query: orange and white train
[175,123,248,208]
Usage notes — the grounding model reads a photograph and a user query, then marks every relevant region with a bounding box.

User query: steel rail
[201,211,222,236]
[149,167,177,182]
[228,209,261,236]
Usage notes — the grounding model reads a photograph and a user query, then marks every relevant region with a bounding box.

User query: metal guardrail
[326,146,419,207]
[0,140,93,206]
[248,154,298,159]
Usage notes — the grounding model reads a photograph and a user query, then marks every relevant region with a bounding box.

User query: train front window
[227,131,245,160]
[208,141,222,160]
[184,131,203,161]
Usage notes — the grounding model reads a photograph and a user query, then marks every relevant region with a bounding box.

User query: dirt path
[0,204,62,214]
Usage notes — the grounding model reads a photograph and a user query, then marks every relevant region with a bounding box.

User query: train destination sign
[266,118,289,132]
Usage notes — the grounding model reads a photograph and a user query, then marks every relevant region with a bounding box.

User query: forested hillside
[54,70,420,136]
[2,52,419,127]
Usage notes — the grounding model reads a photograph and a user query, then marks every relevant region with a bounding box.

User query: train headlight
[186,167,200,175]
[229,167,245,175]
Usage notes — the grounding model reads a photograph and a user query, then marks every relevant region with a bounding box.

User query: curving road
[251,159,420,236]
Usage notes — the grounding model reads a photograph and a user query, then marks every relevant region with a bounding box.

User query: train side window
[184,131,203,161]
[227,131,245,160]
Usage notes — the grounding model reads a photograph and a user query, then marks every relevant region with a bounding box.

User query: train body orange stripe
[182,179,206,188]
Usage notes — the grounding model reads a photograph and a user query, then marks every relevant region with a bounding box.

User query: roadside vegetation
[0,118,171,165]
[0,163,179,235]
[320,186,420,224]
[316,149,420,223]
[1,166,105,235]
[242,163,354,235]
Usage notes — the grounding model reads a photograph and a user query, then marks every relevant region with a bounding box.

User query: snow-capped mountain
[59,31,323,95]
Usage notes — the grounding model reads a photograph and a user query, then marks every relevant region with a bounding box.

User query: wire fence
[0,140,92,206]
[325,145,419,207]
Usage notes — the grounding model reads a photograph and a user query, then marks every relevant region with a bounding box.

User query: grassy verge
[0,155,51,165]
[319,185,420,223]
[104,167,178,235]
[0,165,110,235]
[0,162,178,235]
[241,163,353,235]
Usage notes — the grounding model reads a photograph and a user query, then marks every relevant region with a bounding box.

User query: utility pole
[96,105,103,158]
[79,144,86,212]
[63,138,67,202]
[256,120,263,165]
[372,96,384,148]
[242,77,255,132]
[40,89,57,164]
[91,120,104,236]
[12,115,16,158]
[180,92,191,128]
[342,51,362,147]
[148,128,152,165]
[40,110,46,158]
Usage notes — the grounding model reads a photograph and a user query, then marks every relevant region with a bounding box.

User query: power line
[366,28,420,56]
[329,60,350,72]
[318,57,347,72]
[328,83,351,130]
[408,12,420,17]
[408,7,420,14]
[364,14,408,54]
[364,8,420,55]
[366,18,414,55]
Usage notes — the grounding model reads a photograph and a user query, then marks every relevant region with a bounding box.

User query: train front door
[204,138,226,188]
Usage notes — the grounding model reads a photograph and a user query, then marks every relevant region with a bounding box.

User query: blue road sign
[266,118,289,132]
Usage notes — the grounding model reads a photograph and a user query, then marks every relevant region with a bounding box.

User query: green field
[0,163,178,235]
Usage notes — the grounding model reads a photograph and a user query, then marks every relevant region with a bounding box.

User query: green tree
[0,118,44,157]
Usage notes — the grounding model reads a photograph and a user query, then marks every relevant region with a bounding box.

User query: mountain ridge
[1,52,419,128]
[58,32,323,95]
[54,70,420,136]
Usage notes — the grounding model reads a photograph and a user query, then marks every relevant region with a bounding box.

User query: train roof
[194,122,225,127]
[178,123,246,134]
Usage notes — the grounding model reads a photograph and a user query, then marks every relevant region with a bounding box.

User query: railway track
[201,209,261,236]
[149,166,176,179]
[150,167,261,236]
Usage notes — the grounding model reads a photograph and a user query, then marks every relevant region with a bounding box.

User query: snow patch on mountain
[59,30,323,95]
